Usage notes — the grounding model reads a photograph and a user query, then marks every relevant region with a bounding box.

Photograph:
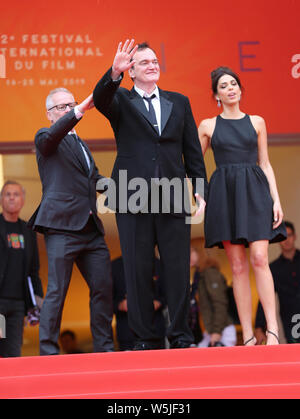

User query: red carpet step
[0,344,300,399]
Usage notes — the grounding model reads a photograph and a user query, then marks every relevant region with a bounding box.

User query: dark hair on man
[210,66,243,95]
[137,42,155,53]
[284,221,295,234]
[130,42,157,60]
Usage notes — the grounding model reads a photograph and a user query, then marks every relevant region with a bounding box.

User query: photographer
[0,181,43,357]
[195,253,237,347]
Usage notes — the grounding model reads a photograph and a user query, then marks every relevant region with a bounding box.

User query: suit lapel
[78,138,95,177]
[65,134,89,175]
[159,90,173,134]
[129,88,173,135]
[129,89,159,135]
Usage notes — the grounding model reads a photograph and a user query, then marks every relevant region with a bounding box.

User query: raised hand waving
[111,39,138,80]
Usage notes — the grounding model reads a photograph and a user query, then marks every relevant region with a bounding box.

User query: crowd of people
[1,39,298,358]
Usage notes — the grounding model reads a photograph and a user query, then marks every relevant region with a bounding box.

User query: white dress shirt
[134,85,161,135]
[69,106,90,170]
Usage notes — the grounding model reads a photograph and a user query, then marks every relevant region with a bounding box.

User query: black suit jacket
[93,68,207,215]
[28,109,105,234]
[0,214,43,312]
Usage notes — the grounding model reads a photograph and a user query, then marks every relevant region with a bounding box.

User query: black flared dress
[205,114,286,248]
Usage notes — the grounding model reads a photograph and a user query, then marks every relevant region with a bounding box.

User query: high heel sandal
[243,336,257,346]
[266,330,280,345]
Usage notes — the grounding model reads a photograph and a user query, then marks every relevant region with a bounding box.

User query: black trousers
[116,212,193,347]
[0,299,25,357]
[40,219,113,355]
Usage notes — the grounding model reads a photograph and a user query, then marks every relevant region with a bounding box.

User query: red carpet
[0,344,300,399]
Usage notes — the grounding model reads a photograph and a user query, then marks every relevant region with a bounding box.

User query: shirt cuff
[74,106,84,120]
[111,75,122,83]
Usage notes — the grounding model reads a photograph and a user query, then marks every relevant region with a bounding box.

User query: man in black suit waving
[28,89,114,355]
[93,40,207,350]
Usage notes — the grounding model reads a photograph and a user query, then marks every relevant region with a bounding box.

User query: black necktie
[143,94,159,134]
[70,133,90,172]
[144,95,160,181]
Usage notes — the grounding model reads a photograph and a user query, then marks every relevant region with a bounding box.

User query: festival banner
[0,0,299,143]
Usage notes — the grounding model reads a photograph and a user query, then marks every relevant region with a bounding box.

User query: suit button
[152,157,156,161]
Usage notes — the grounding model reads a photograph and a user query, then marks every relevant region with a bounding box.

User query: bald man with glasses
[28,88,114,355]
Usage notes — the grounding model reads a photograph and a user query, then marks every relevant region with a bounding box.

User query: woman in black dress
[198,67,286,346]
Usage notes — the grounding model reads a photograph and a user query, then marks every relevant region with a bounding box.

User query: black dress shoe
[170,341,194,349]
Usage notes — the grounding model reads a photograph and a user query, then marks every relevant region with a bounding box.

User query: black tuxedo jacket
[0,214,43,312]
[28,109,105,234]
[93,68,207,215]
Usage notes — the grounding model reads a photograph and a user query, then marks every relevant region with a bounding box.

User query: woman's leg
[249,240,279,345]
[223,241,255,345]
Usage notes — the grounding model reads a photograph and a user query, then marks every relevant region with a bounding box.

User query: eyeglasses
[47,102,78,112]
